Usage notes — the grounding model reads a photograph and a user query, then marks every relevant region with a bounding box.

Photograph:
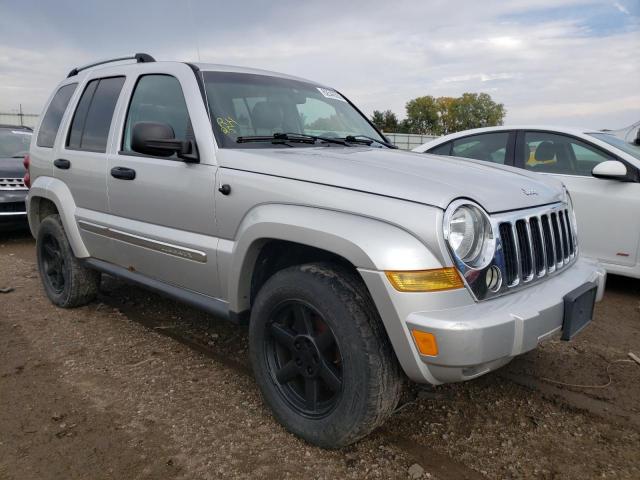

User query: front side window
[202,72,385,148]
[521,131,614,176]
[122,75,192,156]
[0,128,32,158]
[450,132,509,164]
[36,83,77,148]
[67,76,125,153]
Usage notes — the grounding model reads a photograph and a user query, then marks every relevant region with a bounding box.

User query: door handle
[54,158,71,169]
[110,167,136,180]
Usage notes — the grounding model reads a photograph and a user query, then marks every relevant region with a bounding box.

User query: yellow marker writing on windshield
[217,117,239,135]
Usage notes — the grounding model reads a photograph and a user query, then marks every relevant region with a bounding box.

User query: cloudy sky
[1,0,638,129]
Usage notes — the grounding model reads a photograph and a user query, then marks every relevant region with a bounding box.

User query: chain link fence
[383,132,439,150]
[0,112,39,128]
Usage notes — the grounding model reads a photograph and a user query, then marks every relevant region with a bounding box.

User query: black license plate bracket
[561,282,597,341]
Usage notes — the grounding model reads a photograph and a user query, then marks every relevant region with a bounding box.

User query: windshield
[588,132,640,161]
[202,72,385,148]
[0,128,32,158]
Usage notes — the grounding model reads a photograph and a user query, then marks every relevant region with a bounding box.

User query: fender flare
[225,203,442,312]
[27,176,90,257]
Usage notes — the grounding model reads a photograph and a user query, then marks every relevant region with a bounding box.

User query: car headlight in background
[444,200,495,269]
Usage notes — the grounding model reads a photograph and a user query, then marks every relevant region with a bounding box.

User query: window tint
[67,76,125,153]
[428,142,451,155]
[123,75,191,156]
[36,83,77,148]
[451,132,509,164]
[521,131,613,176]
[67,80,97,149]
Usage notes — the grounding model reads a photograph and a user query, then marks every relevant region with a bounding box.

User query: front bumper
[359,257,606,385]
[0,189,28,229]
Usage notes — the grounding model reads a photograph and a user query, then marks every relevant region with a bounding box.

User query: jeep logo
[521,188,538,196]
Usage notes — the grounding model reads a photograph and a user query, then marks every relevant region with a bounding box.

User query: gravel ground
[1,229,639,480]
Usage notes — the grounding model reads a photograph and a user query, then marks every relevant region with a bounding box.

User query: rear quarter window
[36,83,78,148]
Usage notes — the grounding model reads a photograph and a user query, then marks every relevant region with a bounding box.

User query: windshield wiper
[343,135,398,149]
[236,132,351,147]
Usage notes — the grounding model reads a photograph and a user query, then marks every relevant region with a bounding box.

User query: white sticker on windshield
[317,87,346,102]
[11,130,32,135]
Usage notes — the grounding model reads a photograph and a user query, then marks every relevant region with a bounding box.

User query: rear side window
[36,83,77,148]
[67,76,125,153]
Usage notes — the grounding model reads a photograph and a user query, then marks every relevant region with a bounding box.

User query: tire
[249,262,402,448]
[36,214,100,308]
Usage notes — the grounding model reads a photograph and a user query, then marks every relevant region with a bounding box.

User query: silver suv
[27,54,606,448]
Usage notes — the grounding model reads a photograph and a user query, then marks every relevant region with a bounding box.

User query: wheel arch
[27,176,89,257]
[224,204,442,315]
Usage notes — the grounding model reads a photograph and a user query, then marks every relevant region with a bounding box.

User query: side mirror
[592,160,628,181]
[131,122,199,162]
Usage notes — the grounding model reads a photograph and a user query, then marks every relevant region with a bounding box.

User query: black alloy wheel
[265,300,342,418]
[41,233,66,294]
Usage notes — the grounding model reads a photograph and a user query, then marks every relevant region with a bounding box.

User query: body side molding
[78,220,207,263]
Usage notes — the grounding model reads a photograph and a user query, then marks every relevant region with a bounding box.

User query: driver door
[105,71,222,298]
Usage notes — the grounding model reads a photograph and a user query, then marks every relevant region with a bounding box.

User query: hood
[219,147,564,213]
[0,157,25,178]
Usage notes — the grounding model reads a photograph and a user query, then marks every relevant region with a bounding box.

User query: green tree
[373,92,505,135]
[371,109,399,132]
[371,110,385,130]
[404,96,439,134]
[435,96,460,135]
[381,110,399,132]
[450,93,506,132]
[401,92,505,134]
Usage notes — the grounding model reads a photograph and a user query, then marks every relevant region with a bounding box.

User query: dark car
[0,125,32,229]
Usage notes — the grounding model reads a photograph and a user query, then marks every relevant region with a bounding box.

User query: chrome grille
[498,205,577,289]
[0,178,27,190]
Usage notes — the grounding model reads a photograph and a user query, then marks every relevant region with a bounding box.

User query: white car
[414,126,640,279]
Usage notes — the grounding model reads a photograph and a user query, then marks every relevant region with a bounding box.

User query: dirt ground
[1,229,639,480]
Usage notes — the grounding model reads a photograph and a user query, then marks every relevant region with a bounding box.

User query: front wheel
[249,263,402,448]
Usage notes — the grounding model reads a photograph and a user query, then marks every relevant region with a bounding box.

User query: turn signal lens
[411,330,438,356]
[385,268,464,292]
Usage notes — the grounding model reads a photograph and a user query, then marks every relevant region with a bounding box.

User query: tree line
[371,92,505,135]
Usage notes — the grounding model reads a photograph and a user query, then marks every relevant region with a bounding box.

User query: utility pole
[19,103,24,126]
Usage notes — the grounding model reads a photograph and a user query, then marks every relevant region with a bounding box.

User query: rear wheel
[36,214,100,307]
[249,262,402,448]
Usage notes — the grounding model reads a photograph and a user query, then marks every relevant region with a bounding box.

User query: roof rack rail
[67,53,155,78]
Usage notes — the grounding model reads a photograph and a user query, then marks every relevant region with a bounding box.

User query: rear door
[105,66,221,298]
[515,130,640,267]
[56,75,125,260]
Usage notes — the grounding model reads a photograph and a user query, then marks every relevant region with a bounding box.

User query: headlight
[444,201,495,269]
